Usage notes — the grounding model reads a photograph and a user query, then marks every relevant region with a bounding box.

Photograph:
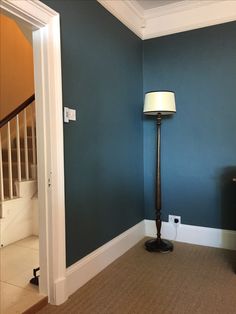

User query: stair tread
[1,196,21,202]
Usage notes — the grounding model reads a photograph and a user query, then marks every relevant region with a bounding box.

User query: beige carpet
[39,239,236,314]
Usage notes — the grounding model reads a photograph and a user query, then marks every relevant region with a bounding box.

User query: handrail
[0,94,35,128]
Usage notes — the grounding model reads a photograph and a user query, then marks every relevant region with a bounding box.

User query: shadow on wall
[220,166,236,272]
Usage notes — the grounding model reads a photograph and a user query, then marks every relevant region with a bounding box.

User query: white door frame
[0,0,67,305]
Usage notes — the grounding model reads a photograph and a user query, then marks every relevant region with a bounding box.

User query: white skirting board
[66,219,236,299]
[145,219,236,251]
[66,221,145,297]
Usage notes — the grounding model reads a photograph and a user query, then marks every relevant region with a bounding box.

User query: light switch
[64,107,77,123]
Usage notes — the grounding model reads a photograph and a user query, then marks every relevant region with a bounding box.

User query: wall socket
[169,215,181,227]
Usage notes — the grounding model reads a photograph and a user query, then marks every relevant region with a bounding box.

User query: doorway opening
[0,0,67,310]
[0,11,43,313]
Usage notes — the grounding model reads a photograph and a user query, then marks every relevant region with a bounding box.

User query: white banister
[16,115,21,181]
[7,122,13,199]
[1,96,36,200]
[0,132,4,201]
[23,109,29,180]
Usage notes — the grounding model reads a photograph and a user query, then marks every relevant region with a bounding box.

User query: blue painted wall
[43,0,144,266]
[41,0,236,265]
[143,22,236,230]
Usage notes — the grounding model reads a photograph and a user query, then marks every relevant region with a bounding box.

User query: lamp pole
[144,91,176,253]
[156,113,162,245]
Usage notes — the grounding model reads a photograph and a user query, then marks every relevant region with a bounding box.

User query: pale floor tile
[0,236,44,313]
[14,236,39,250]
[0,281,45,314]
[0,240,39,291]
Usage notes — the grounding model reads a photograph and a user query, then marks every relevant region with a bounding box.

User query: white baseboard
[145,219,236,251]
[66,220,145,297]
[66,218,236,299]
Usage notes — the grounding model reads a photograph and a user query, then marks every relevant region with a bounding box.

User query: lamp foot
[145,238,174,253]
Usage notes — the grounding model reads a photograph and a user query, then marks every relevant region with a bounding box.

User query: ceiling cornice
[143,1,216,19]
[97,0,144,39]
[97,0,236,40]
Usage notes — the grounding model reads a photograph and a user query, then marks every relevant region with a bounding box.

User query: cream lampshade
[143,91,176,115]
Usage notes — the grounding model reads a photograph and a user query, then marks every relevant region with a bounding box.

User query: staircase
[2,127,36,198]
[0,95,38,246]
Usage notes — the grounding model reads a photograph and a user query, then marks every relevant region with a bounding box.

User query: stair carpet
[2,127,36,200]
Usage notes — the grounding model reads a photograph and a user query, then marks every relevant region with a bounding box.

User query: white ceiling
[98,0,236,40]
[136,0,183,10]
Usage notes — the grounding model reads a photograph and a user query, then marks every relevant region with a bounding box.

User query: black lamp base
[145,238,174,253]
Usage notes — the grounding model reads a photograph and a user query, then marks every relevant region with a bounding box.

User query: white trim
[143,0,236,40]
[0,0,67,305]
[66,221,145,297]
[97,0,144,39]
[66,219,236,299]
[97,0,236,40]
[143,1,219,19]
[1,0,55,28]
[145,219,236,251]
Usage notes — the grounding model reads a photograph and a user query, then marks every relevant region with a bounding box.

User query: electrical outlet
[169,215,181,227]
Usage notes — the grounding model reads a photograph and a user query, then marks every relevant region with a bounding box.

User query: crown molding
[143,0,236,39]
[0,0,56,28]
[97,0,236,40]
[143,1,216,19]
[97,0,144,39]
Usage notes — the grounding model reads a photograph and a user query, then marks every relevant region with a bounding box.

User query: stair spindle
[0,132,4,201]
[31,103,36,179]
[16,115,22,182]
[7,122,13,199]
[23,109,29,180]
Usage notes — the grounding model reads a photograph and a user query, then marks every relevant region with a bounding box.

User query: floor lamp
[144,91,176,253]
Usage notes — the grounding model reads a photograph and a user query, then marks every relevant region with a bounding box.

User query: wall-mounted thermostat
[64,107,76,123]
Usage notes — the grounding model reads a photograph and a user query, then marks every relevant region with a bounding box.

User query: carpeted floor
[39,239,236,314]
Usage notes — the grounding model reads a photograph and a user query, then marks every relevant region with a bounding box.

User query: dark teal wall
[143,22,236,230]
[43,0,144,266]
[40,1,236,264]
